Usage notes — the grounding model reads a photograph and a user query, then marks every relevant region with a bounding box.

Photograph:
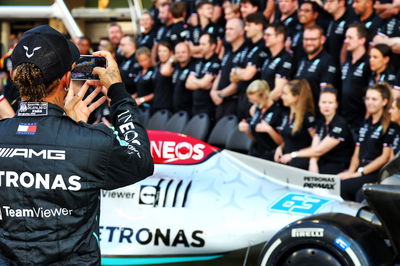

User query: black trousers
[340,172,378,202]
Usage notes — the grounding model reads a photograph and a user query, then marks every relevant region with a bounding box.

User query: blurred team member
[323,0,353,63]
[294,25,339,110]
[290,1,320,60]
[76,36,92,55]
[108,23,124,55]
[152,41,175,113]
[238,80,283,161]
[341,23,371,132]
[187,0,224,58]
[240,0,259,18]
[274,0,301,46]
[187,33,221,118]
[274,79,316,170]
[339,83,395,201]
[0,95,14,119]
[169,2,190,46]
[137,11,157,49]
[224,3,241,21]
[369,44,397,90]
[118,35,140,95]
[134,47,155,107]
[261,22,294,101]
[230,13,269,119]
[172,42,194,114]
[352,0,384,40]
[280,87,354,174]
[0,37,19,111]
[98,37,115,57]
[210,18,246,120]
[155,2,174,43]
[389,96,400,157]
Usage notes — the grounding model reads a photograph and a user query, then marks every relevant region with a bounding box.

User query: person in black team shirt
[188,0,224,58]
[290,1,320,61]
[339,83,396,201]
[186,33,221,118]
[210,18,245,120]
[152,41,174,113]
[389,96,400,158]
[172,42,194,114]
[261,22,294,101]
[137,11,157,49]
[118,35,140,96]
[369,44,397,87]
[323,0,353,64]
[134,47,155,108]
[230,13,269,119]
[274,0,302,47]
[352,0,384,41]
[275,79,316,170]
[295,25,339,111]
[280,87,354,174]
[238,80,283,161]
[341,23,371,133]
[153,3,174,60]
[170,2,191,46]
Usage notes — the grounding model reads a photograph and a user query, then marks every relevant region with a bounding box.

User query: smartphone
[71,55,106,80]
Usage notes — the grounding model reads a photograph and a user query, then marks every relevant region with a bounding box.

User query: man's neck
[307,48,323,60]
[200,16,210,28]
[360,9,373,21]
[281,10,295,21]
[251,34,263,44]
[179,60,190,68]
[173,18,184,23]
[204,52,215,60]
[231,38,245,51]
[351,46,366,64]
[270,43,284,57]
[333,7,346,21]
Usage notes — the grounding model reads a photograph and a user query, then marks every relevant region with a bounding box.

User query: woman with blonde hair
[238,80,283,160]
[274,79,316,169]
[339,82,396,201]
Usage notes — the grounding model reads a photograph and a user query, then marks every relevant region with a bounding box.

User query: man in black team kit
[230,13,269,119]
[172,42,195,114]
[341,23,371,133]
[119,35,140,95]
[0,25,153,265]
[186,33,221,119]
[323,0,353,63]
[261,22,294,101]
[295,25,340,110]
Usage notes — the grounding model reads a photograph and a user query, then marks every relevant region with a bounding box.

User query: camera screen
[71,56,106,80]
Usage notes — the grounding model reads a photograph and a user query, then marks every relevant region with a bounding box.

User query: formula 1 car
[99,130,398,266]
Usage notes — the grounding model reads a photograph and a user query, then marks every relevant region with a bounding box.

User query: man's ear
[61,72,72,89]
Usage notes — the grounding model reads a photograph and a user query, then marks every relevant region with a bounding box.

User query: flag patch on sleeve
[17,123,37,135]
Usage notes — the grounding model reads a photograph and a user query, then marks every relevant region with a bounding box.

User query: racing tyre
[257,213,393,266]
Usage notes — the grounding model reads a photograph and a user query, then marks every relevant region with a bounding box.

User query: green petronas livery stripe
[101,255,223,265]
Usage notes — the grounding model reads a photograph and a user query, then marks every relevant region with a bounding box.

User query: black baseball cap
[11,25,80,85]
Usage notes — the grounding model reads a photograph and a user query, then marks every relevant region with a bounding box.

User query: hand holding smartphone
[71,55,107,80]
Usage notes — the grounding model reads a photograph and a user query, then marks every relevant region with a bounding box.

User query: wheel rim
[281,248,343,266]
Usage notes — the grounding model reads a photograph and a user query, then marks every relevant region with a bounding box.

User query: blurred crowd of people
[2,0,400,201]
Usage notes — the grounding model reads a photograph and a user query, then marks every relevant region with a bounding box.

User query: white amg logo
[23,46,41,58]
[0,148,65,160]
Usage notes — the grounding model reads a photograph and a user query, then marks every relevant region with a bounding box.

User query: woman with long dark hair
[280,87,354,174]
[339,83,396,201]
[274,79,316,170]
